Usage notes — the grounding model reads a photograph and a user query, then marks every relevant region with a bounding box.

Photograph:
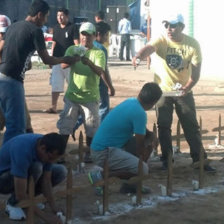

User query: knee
[52,165,68,186]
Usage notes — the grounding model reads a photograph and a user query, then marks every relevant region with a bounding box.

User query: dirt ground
[0,60,224,224]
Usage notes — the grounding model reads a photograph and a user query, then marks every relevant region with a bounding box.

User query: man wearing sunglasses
[132,13,216,172]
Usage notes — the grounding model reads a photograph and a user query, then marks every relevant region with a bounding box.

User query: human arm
[37,49,78,66]
[41,171,59,213]
[14,177,62,224]
[135,134,152,162]
[0,40,4,63]
[81,56,114,93]
[180,63,201,96]
[104,66,115,96]
[132,44,155,67]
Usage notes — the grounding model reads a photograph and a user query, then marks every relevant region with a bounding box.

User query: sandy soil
[0,61,224,224]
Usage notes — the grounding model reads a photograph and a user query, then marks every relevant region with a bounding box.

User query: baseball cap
[79,22,96,35]
[162,13,184,25]
[0,15,11,33]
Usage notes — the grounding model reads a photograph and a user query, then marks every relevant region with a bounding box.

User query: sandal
[44,108,57,114]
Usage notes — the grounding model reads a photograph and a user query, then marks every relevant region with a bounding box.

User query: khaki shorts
[50,64,70,92]
[91,147,149,175]
[57,97,99,137]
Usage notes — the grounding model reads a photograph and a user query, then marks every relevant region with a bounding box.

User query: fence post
[167,151,173,196]
[78,131,84,172]
[153,123,158,156]
[103,159,109,214]
[176,120,181,153]
[66,167,73,222]
[27,176,35,224]
[219,114,222,145]
[199,146,204,189]
[136,157,143,205]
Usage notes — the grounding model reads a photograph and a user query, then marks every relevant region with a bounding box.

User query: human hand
[63,55,81,65]
[109,86,115,96]
[180,86,191,96]
[132,57,140,70]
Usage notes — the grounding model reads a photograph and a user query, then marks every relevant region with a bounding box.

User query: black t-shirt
[0,21,46,82]
[53,22,79,57]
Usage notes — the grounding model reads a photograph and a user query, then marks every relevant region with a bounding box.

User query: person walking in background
[45,7,79,114]
[0,0,78,144]
[132,13,215,172]
[118,12,131,61]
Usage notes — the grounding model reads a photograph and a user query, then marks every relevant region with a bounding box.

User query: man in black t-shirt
[0,0,78,145]
[46,7,79,114]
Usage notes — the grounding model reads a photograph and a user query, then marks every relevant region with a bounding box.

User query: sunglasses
[164,22,179,29]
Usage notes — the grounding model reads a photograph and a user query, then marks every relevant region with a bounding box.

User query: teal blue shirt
[91,98,147,151]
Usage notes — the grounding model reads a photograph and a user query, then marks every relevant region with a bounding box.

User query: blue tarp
[129,0,140,29]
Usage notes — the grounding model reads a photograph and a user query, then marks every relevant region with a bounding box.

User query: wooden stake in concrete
[27,177,35,224]
[66,167,73,222]
[176,120,181,153]
[199,146,204,189]
[167,151,173,196]
[78,131,84,172]
[153,123,158,156]
[103,159,109,214]
[219,114,222,145]
[199,116,202,136]
[136,156,143,205]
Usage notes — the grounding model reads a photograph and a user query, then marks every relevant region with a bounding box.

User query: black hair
[95,21,111,36]
[124,12,129,19]
[57,7,69,16]
[95,10,105,20]
[39,133,66,155]
[138,82,162,105]
[28,0,50,17]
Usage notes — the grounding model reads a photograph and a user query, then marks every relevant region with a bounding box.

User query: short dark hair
[57,7,69,16]
[138,82,162,105]
[28,0,50,17]
[124,12,129,19]
[39,133,66,155]
[95,10,105,20]
[95,21,111,36]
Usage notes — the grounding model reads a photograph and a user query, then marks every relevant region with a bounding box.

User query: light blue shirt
[118,18,131,34]
[91,98,147,151]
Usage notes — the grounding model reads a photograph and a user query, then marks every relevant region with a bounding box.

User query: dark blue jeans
[0,162,67,197]
[119,34,130,60]
[156,92,206,163]
[0,73,26,144]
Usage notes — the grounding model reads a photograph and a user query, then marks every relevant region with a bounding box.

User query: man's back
[0,21,46,81]
[91,98,146,150]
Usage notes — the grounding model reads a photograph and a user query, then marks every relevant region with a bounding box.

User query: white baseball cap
[0,15,11,33]
[162,13,184,25]
[79,22,96,35]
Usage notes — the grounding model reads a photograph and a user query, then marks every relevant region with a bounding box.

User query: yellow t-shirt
[150,34,202,91]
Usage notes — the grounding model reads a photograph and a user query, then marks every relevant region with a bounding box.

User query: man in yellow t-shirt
[132,13,215,172]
